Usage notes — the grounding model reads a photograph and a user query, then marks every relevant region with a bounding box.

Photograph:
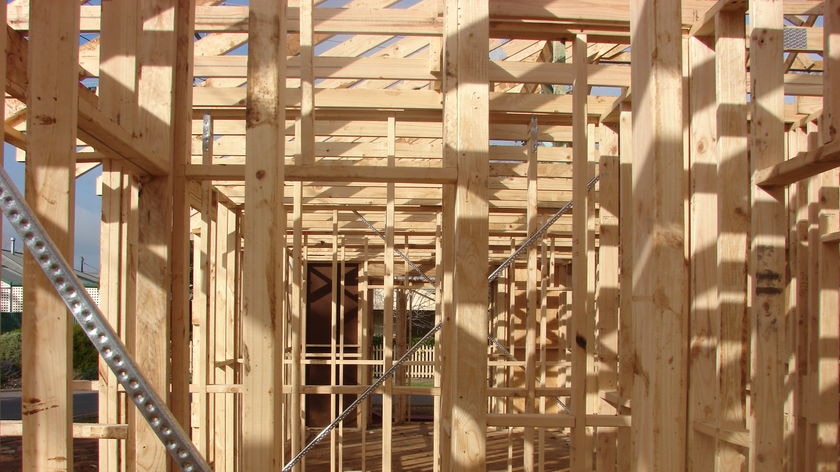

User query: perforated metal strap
[0,166,211,472]
[282,321,442,472]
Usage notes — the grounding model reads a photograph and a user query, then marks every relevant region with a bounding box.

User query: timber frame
[1,0,839,471]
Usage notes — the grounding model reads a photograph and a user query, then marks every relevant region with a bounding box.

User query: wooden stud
[629,0,688,470]
[360,239,370,472]
[444,0,490,469]
[748,1,787,470]
[132,1,179,468]
[616,103,633,472]
[524,115,539,472]
[169,0,197,449]
[716,8,749,471]
[824,0,840,146]
[570,33,592,472]
[290,181,304,471]
[792,126,812,471]
[21,1,79,470]
[382,114,397,472]
[687,31,719,472]
[596,123,620,472]
[241,0,287,469]
[330,210,339,470]
[299,0,314,166]
[96,2,137,467]
[816,173,839,470]
[433,212,443,472]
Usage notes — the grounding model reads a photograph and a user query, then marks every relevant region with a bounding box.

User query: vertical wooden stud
[616,103,633,472]
[596,123,620,472]
[716,8,749,471]
[22,1,79,470]
[748,1,786,470]
[629,0,688,470]
[242,0,287,469]
[444,0,490,469]
[524,115,539,472]
[687,31,719,472]
[571,33,592,472]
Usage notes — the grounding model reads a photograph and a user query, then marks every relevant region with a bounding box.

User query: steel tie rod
[0,166,211,472]
[284,174,599,470]
[487,173,599,283]
[352,209,434,284]
[282,321,442,472]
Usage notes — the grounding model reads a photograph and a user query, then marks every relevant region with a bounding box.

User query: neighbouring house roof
[1,248,99,288]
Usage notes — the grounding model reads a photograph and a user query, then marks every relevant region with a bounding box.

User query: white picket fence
[371,344,436,381]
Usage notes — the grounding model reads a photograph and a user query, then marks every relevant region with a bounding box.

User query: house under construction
[1,0,839,471]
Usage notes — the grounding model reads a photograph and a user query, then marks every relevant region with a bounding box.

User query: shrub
[0,359,21,388]
[0,329,22,362]
[73,323,98,380]
[0,330,22,389]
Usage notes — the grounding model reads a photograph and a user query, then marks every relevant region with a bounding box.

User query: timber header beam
[5,26,165,175]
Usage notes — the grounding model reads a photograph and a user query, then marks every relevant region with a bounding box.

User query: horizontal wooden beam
[186,163,458,183]
[487,413,576,428]
[193,87,615,117]
[755,139,840,187]
[0,421,128,440]
[190,55,634,87]
[6,3,712,34]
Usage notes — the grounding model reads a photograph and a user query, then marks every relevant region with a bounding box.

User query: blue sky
[2,143,102,273]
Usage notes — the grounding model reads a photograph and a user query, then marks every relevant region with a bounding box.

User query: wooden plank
[191,87,614,117]
[537,241,548,472]
[0,421,129,440]
[299,0,314,167]
[595,124,620,472]
[715,8,750,471]
[241,0,286,470]
[99,2,137,472]
[816,180,839,470]
[524,115,538,472]
[791,127,812,471]
[433,212,443,472]
[446,0,490,469]
[570,33,592,472]
[190,195,210,458]
[133,174,172,472]
[289,181,304,471]
[185,163,457,184]
[132,1,178,469]
[487,414,576,429]
[21,1,79,470]
[805,124,822,472]
[754,139,840,187]
[629,1,688,470]
[330,211,339,470]
[381,116,396,472]
[687,32,719,472]
[826,0,840,146]
[616,104,633,472]
[169,0,196,455]
[360,239,370,472]
[748,1,787,470]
